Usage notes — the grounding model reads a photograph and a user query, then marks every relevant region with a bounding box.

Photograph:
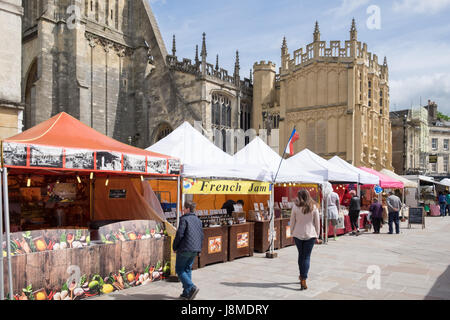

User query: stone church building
[20,0,252,149]
[253,20,393,170]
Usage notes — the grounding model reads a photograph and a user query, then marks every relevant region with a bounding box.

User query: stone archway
[153,122,173,144]
[24,59,38,130]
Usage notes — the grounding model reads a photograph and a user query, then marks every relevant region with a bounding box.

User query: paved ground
[93,217,450,300]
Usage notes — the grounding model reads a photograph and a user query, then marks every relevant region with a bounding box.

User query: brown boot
[300,278,308,290]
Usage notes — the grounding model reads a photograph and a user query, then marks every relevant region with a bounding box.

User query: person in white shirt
[327,190,340,241]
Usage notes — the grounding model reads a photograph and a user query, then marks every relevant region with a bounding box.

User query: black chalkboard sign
[408,207,425,229]
[109,189,127,199]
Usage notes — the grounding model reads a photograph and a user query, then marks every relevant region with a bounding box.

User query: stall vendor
[221,199,244,214]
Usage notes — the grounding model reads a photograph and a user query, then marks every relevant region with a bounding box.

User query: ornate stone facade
[253,20,392,170]
[0,0,23,139]
[20,0,251,150]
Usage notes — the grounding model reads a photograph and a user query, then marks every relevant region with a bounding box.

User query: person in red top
[369,198,384,234]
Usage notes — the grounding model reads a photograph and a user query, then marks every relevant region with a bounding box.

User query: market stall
[286,149,359,242]
[1,112,180,300]
[380,169,418,219]
[403,175,449,216]
[182,178,268,265]
[233,138,323,252]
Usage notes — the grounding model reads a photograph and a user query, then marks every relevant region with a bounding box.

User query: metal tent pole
[2,168,13,299]
[269,185,275,255]
[177,176,181,229]
[0,167,4,300]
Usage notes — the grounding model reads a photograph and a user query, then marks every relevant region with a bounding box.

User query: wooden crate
[253,219,281,253]
[198,226,229,268]
[228,223,254,262]
[280,218,294,248]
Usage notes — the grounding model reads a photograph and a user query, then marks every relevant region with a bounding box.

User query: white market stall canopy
[380,169,418,188]
[147,122,269,181]
[440,179,450,187]
[286,149,359,183]
[403,175,449,187]
[329,156,380,185]
[233,137,323,184]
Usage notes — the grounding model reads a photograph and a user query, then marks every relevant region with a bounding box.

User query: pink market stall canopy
[359,167,404,189]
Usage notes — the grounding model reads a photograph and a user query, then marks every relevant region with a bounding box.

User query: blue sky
[149,0,450,114]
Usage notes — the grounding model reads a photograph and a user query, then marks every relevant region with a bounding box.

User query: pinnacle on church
[235,50,240,71]
[172,34,176,56]
[384,56,388,66]
[350,18,358,41]
[216,54,219,71]
[250,69,253,83]
[201,33,207,59]
[313,21,320,41]
[282,36,288,55]
[195,45,199,65]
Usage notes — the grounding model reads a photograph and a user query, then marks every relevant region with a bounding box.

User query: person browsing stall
[327,189,340,241]
[173,201,204,300]
[348,190,361,235]
[386,191,403,234]
[369,198,383,234]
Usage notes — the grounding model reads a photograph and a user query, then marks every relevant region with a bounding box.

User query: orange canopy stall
[1,112,180,226]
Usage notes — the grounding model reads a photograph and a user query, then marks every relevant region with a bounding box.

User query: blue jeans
[175,251,198,295]
[440,204,447,216]
[294,237,316,280]
[388,212,400,234]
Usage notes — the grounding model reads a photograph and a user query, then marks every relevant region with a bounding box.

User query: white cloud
[390,73,450,113]
[393,0,450,14]
[327,0,370,17]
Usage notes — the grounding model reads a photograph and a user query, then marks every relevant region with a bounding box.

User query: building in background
[20,0,251,150]
[390,100,450,179]
[253,20,393,170]
[0,0,23,139]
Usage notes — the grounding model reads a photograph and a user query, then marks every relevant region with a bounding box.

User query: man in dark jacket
[173,201,204,300]
[348,190,361,235]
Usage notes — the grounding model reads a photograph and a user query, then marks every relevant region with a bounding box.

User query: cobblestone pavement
[93,217,450,300]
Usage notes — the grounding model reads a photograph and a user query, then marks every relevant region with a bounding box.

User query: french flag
[285,128,300,156]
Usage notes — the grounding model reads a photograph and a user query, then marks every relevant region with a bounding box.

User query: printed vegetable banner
[6,229,91,256]
[98,220,166,244]
[183,178,272,195]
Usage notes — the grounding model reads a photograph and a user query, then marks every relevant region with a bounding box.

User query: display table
[253,219,281,253]
[198,226,229,268]
[279,218,294,248]
[227,222,254,261]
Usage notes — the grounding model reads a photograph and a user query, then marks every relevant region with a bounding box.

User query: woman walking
[348,190,361,235]
[290,190,321,290]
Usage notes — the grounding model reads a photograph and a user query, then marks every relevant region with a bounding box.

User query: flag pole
[266,126,296,259]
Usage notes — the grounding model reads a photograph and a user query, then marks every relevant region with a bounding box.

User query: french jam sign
[183,178,271,195]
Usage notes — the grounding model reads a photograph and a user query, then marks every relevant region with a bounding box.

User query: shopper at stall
[173,201,204,300]
[221,199,244,214]
[439,192,447,217]
[290,190,320,291]
[386,191,403,234]
[446,191,450,216]
[348,190,361,235]
[369,198,383,234]
[327,189,340,241]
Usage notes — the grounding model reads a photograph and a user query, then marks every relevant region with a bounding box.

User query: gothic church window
[154,123,173,143]
[211,93,231,127]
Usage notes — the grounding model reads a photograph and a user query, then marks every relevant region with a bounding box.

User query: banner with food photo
[237,232,249,249]
[98,220,166,244]
[208,236,222,254]
[6,229,91,256]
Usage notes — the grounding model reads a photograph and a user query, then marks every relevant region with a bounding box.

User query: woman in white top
[290,190,321,290]
[327,191,340,241]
